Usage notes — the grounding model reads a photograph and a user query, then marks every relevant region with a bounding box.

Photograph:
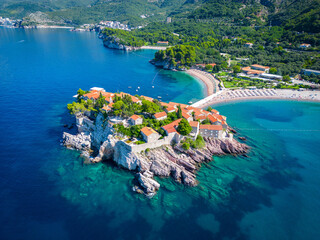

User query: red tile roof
[182,112,191,120]
[83,92,100,100]
[189,121,199,128]
[141,127,157,137]
[166,106,176,112]
[154,111,167,119]
[200,125,223,130]
[141,95,154,102]
[160,102,171,107]
[130,114,141,120]
[162,119,182,132]
[102,106,111,111]
[251,64,270,69]
[211,109,219,114]
[165,127,177,134]
[195,115,207,120]
[208,114,219,123]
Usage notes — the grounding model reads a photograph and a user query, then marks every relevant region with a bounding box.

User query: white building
[129,115,143,125]
[153,111,167,121]
[141,127,160,143]
[199,125,223,138]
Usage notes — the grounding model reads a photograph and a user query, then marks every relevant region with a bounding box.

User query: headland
[63,87,249,197]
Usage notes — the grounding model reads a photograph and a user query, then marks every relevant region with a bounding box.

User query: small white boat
[128,86,132,88]
[152,86,154,88]
[158,96,162,99]
[137,86,140,89]
[188,101,192,104]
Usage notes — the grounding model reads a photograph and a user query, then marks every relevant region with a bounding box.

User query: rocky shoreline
[62,113,249,197]
[103,36,141,51]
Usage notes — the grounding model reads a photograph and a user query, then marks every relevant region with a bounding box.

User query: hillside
[270,0,320,33]
[0,0,319,32]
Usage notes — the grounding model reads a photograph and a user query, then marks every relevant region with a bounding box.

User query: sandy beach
[186,69,219,96]
[36,25,73,29]
[141,46,169,50]
[193,89,320,108]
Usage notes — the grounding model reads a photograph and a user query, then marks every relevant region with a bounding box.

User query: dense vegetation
[154,45,197,68]
[181,135,206,150]
[2,0,320,79]
[1,0,320,31]
[102,28,145,47]
[101,20,320,76]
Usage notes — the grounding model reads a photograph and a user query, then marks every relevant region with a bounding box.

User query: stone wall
[123,134,177,153]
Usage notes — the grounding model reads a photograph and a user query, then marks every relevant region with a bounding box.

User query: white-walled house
[199,125,223,138]
[129,115,143,125]
[153,111,167,121]
[140,127,160,143]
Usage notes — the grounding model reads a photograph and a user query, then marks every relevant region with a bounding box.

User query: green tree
[142,100,161,114]
[177,119,192,136]
[182,142,190,150]
[283,75,291,82]
[95,93,106,109]
[113,100,124,110]
[212,65,221,73]
[221,61,228,69]
[269,67,277,74]
[232,65,241,73]
[177,105,182,118]
[205,64,213,71]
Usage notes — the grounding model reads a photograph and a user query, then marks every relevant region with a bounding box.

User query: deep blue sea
[0,27,320,240]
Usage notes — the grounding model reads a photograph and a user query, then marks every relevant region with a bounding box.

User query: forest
[102,21,320,77]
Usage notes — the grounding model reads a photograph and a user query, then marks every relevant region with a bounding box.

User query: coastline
[195,89,320,108]
[141,46,169,50]
[185,69,218,96]
[36,25,73,29]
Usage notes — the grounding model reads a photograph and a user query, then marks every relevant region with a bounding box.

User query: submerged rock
[136,171,160,196]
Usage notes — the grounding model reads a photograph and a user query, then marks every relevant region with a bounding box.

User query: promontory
[63,87,249,197]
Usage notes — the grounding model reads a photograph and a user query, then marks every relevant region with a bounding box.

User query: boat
[158,96,162,99]
[152,86,154,88]
[188,101,192,104]
[137,86,140,89]
[128,86,132,89]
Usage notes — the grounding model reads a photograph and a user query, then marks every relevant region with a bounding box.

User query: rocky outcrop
[134,171,160,197]
[149,59,187,71]
[63,132,91,151]
[103,36,141,51]
[63,113,250,197]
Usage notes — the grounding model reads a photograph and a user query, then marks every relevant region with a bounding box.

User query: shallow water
[0,28,320,240]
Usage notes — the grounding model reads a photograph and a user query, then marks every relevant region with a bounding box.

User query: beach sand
[141,46,169,50]
[186,69,219,96]
[195,89,320,108]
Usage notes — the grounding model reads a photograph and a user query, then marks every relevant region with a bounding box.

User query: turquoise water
[1,27,320,240]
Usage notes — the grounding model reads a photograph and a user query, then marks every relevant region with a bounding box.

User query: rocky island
[63,87,249,197]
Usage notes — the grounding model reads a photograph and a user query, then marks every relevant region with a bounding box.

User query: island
[63,87,249,197]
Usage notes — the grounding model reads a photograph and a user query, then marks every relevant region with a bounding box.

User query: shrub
[182,142,190,150]
[135,140,145,145]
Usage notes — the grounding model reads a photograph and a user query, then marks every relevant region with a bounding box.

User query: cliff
[62,113,249,197]
[103,36,141,51]
[149,59,187,71]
